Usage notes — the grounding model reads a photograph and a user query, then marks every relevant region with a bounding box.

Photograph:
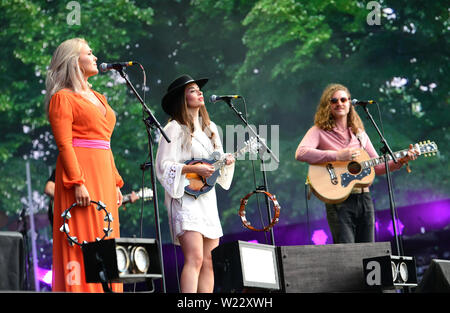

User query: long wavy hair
[44,38,90,116]
[170,87,216,148]
[314,83,364,134]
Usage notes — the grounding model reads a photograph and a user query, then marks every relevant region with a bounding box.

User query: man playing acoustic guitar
[295,83,418,244]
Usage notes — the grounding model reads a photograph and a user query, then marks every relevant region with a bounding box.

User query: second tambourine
[238,190,281,232]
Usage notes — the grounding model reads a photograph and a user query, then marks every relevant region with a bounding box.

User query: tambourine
[238,190,281,232]
[59,200,114,247]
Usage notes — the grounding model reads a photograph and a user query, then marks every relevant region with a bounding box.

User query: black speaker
[279,242,392,292]
[416,259,450,293]
[0,231,25,290]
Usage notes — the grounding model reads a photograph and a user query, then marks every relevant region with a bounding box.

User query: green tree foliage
[0,0,154,226]
[231,0,449,216]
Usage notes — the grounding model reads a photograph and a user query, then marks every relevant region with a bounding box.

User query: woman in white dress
[156,74,235,293]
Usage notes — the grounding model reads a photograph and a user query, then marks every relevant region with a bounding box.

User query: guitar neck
[361,149,411,169]
[361,141,439,169]
[122,194,133,205]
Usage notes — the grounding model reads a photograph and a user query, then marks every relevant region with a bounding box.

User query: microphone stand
[223,98,279,245]
[358,104,404,257]
[17,206,30,290]
[116,68,169,292]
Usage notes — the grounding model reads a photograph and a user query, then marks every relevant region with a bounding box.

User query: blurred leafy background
[0,0,448,247]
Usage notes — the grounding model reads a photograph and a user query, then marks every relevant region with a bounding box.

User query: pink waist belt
[72,138,110,150]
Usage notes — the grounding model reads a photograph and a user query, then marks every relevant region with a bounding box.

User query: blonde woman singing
[45,38,123,292]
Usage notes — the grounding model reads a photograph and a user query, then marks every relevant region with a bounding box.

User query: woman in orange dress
[45,38,124,292]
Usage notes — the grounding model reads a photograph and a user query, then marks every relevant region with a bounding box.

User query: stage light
[212,240,281,292]
[363,255,417,289]
[115,245,129,274]
[240,244,277,286]
[130,246,150,274]
[398,262,409,283]
[82,237,162,290]
[112,244,150,276]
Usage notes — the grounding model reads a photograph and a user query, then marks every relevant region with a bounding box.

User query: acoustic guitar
[307,140,438,204]
[184,137,260,198]
[121,187,153,205]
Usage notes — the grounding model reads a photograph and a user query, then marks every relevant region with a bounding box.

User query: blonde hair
[314,83,364,135]
[44,38,90,116]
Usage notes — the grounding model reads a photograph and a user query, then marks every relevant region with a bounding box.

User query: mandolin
[307,140,438,204]
[184,137,260,198]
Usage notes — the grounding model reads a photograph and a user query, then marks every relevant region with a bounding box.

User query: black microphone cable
[304,176,311,244]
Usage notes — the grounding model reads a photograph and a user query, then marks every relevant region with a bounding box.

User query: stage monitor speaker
[82,237,162,285]
[363,255,417,289]
[0,231,25,290]
[212,241,282,292]
[416,259,450,293]
[280,242,391,293]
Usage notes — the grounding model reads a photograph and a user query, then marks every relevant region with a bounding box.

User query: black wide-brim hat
[161,74,208,117]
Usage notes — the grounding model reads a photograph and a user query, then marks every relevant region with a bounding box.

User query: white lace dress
[155,119,235,245]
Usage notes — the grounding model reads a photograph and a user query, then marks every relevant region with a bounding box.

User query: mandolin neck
[212,148,246,170]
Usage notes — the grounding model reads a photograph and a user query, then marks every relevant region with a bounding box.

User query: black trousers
[325,192,375,243]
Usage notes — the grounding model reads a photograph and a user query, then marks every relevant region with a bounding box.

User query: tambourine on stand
[238,190,281,232]
[60,200,114,247]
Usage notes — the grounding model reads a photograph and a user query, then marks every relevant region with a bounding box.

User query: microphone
[99,61,135,72]
[351,99,376,106]
[210,94,241,103]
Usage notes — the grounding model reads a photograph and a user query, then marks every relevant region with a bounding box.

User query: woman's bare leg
[197,237,219,293]
[178,231,204,293]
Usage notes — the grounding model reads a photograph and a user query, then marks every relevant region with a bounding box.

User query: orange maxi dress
[49,88,124,292]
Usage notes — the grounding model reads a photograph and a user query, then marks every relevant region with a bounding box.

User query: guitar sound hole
[347,161,361,175]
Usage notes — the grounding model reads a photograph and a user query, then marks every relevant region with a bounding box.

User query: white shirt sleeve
[155,121,188,199]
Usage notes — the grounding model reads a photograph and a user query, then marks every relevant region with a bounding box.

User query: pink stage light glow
[311,229,328,245]
[387,219,405,236]
[36,267,52,286]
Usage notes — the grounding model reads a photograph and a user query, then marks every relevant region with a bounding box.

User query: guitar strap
[355,131,367,194]
[355,131,364,148]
